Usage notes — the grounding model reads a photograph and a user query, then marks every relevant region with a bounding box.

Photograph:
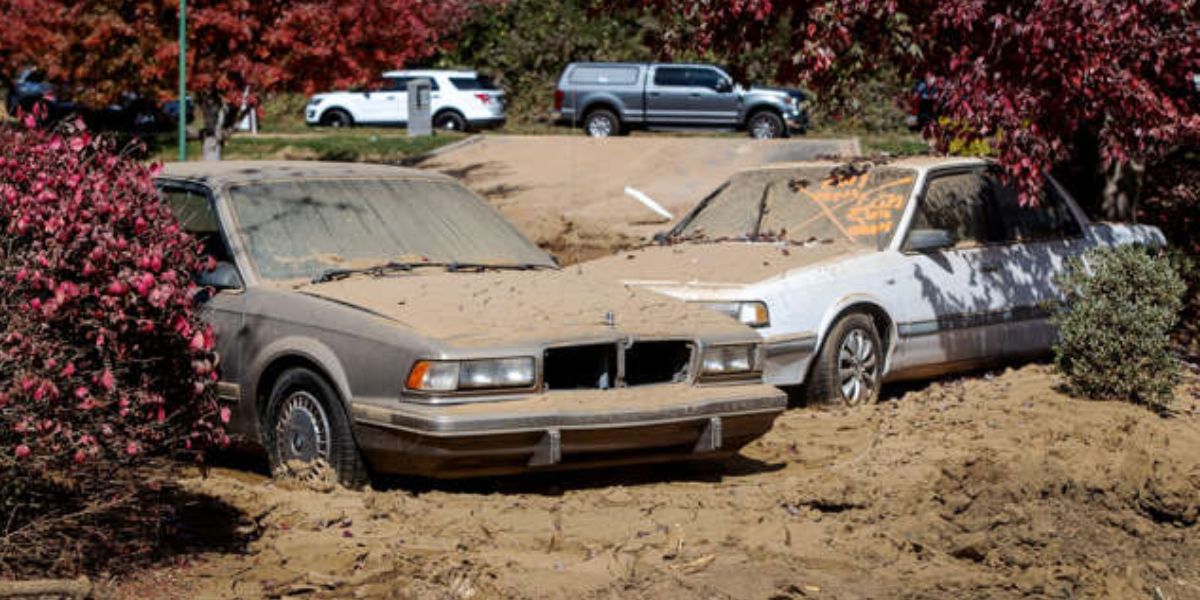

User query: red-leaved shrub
[0,118,226,477]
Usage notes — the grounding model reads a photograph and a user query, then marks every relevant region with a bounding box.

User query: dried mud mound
[125,365,1199,599]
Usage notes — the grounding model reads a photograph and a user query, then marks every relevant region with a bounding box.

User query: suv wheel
[584,109,620,138]
[747,111,785,139]
[266,367,367,487]
[805,313,883,407]
[320,109,353,128]
[434,110,468,132]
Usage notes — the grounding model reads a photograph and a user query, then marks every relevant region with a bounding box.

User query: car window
[674,165,918,249]
[449,76,500,91]
[687,68,722,90]
[158,186,235,264]
[908,172,989,249]
[983,171,1083,242]
[224,178,555,282]
[653,67,689,87]
[569,66,640,85]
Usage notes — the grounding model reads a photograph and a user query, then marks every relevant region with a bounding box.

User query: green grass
[150,131,464,163]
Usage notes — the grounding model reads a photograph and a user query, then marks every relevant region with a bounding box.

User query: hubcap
[751,116,779,139]
[587,116,614,137]
[837,329,879,405]
[274,391,331,464]
[440,117,460,130]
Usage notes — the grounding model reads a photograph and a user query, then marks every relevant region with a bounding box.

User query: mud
[119,365,1200,599]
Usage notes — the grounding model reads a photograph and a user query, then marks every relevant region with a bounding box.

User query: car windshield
[671,165,919,249]
[225,178,556,282]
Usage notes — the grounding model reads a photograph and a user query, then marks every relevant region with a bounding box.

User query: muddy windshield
[673,165,919,249]
[226,178,556,282]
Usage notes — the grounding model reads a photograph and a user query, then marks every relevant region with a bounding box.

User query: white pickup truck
[305,70,506,131]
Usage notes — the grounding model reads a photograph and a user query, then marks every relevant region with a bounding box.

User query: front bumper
[761,334,818,386]
[784,108,810,133]
[352,383,786,478]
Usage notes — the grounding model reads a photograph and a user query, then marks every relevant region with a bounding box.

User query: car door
[891,169,1006,373]
[646,66,738,125]
[646,66,689,123]
[683,67,740,124]
[157,184,247,418]
[978,171,1089,357]
[361,76,407,124]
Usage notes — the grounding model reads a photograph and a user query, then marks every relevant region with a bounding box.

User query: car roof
[382,69,478,78]
[159,160,453,188]
[732,155,990,175]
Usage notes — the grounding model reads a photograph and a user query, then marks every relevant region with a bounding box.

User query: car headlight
[700,344,759,377]
[406,357,535,392]
[308,98,323,107]
[695,301,770,328]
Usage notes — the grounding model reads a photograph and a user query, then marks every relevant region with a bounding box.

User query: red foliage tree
[0,118,225,479]
[0,0,487,158]
[647,0,1200,213]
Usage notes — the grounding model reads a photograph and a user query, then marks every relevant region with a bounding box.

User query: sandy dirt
[117,365,1200,600]
[419,135,860,264]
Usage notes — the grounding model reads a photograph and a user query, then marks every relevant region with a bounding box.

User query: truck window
[653,67,689,87]
[569,66,640,85]
[687,68,722,90]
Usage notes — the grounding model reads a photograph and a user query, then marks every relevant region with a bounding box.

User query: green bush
[1052,245,1185,411]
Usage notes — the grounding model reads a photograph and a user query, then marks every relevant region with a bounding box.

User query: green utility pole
[178,0,187,161]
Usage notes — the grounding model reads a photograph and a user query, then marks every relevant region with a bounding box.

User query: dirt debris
[117,365,1199,599]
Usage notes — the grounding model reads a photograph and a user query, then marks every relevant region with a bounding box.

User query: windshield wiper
[310,261,553,283]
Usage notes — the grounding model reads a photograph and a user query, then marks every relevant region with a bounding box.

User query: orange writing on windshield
[795,174,915,240]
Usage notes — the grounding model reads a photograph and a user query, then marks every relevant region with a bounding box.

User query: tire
[747,110,786,139]
[434,110,468,132]
[320,108,353,128]
[583,108,620,138]
[805,313,884,407]
[265,367,367,487]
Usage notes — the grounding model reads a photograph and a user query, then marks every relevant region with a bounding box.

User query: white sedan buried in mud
[583,157,1165,406]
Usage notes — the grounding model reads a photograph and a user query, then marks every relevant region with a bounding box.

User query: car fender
[814,292,900,374]
[246,335,356,423]
[579,93,629,121]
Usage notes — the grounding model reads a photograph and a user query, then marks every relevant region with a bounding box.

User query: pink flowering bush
[0,118,227,480]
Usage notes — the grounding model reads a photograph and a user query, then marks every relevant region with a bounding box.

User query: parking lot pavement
[420,135,860,262]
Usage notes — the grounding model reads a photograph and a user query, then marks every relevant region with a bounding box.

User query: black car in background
[5,67,193,132]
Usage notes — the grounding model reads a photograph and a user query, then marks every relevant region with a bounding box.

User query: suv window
[569,66,640,85]
[908,172,989,249]
[382,77,409,91]
[983,171,1083,242]
[653,67,689,87]
[449,76,500,91]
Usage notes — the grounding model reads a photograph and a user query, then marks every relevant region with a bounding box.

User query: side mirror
[905,229,956,252]
[197,261,243,290]
[715,79,733,93]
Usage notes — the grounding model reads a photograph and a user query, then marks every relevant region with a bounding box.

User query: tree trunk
[199,97,236,161]
[1100,159,1145,222]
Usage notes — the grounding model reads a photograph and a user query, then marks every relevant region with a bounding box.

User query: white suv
[305,70,505,131]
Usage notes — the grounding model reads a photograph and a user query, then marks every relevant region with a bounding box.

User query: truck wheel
[805,313,883,407]
[320,108,353,128]
[266,367,367,488]
[434,110,468,132]
[747,110,785,139]
[584,109,620,138]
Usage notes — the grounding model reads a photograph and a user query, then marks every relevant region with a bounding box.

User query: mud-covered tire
[583,108,620,138]
[747,110,786,139]
[265,367,367,488]
[805,313,883,407]
[320,108,353,128]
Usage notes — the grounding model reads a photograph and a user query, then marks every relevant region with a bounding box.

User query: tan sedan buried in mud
[156,161,785,485]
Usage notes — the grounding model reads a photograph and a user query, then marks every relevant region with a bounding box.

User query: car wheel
[434,111,468,132]
[805,313,883,407]
[320,109,353,128]
[747,111,785,139]
[266,367,367,487]
[584,109,619,138]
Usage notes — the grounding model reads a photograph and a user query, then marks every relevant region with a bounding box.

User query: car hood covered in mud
[289,268,756,347]
[579,240,870,288]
